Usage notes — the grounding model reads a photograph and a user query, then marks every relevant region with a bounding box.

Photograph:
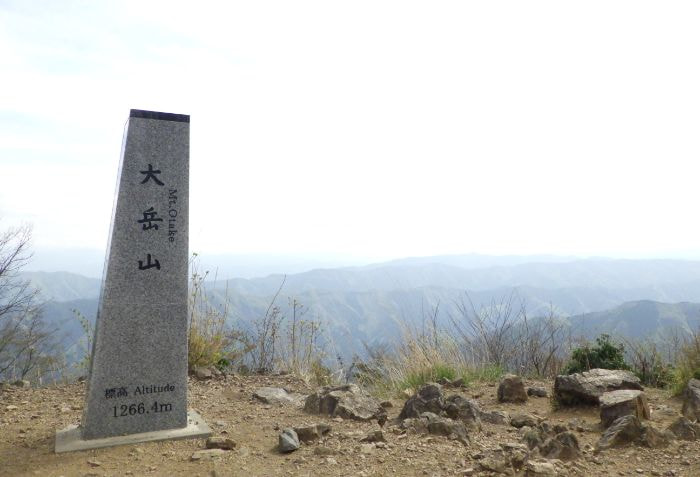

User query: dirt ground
[1,374,699,477]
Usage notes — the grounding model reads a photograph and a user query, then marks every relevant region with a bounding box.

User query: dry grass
[187,256,253,372]
[355,321,503,397]
[672,330,700,395]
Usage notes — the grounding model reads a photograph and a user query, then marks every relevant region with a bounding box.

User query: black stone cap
[130,109,190,123]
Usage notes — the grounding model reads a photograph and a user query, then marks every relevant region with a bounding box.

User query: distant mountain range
[22,256,700,363]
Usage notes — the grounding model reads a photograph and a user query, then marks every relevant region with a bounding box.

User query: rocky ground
[1,372,699,477]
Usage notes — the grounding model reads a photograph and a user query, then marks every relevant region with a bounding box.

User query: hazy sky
[2,1,700,264]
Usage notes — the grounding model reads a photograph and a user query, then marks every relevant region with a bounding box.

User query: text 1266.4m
[112,401,173,417]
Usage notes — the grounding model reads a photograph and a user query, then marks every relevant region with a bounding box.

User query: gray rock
[522,427,543,450]
[525,460,557,476]
[681,378,700,421]
[426,417,468,443]
[500,442,529,469]
[554,368,642,406]
[399,384,483,431]
[477,449,510,474]
[599,390,650,428]
[498,374,528,403]
[278,428,300,453]
[510,413,539,428]
[402,412,469,444]
[639,424,671,448]
[304,384,386,422]
[398,383,445,419]
[597,414,671,450]
[360,430,385,443]
[206,436,237,450]
[597,415,644,450]
[480,409,511,426]
[668,416,700,440]
[443,395,482,430]
[191,449,226,461]
[527,386,548,398]
[293,424,331,443]
[478,443,531,474]
[540,431,580,461]
[313,446,336,456]
[254,387,294,405]
[194,367,213,381]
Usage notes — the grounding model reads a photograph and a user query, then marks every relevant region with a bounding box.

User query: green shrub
[309,359,333,386]
[625,338,674,388]
[671,332,700,395]
[563,334,629,374]
[466,364,506,383]
[636,362,674,388]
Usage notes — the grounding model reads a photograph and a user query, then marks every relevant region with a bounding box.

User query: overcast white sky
[2,1,700,265]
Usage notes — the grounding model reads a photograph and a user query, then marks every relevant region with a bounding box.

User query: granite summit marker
[55,109,210,452]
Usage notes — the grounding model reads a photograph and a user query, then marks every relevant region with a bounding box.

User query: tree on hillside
[0,224,61,382]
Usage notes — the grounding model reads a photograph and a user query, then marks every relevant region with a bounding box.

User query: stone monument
[55,109,211,452]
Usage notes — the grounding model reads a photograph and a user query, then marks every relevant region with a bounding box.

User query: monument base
[55,410,211,453]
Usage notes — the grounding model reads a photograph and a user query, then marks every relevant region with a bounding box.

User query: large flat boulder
[554,368,642,406]
[304,384,386,422]
[681,378,700,421]
[599,390,650,428]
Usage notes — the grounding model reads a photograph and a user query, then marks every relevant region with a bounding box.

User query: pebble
[359,443,375,454]
[191,449,226,461]
[206,436,237,450]
[313,446,336,456]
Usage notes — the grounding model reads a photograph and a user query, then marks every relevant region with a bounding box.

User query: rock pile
[520,422,581,461]
[398,383,483,430]
[304,384,387,424]
[401,412,469,444]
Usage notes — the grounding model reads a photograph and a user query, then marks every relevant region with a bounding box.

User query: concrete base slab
[55,410,211,453]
